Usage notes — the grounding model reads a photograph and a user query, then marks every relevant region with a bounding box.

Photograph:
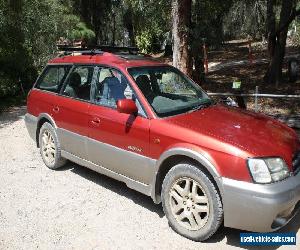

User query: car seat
[101,77,126,106]
[64,72,81,98]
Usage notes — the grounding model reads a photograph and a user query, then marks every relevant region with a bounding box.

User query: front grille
[293,151,300,175]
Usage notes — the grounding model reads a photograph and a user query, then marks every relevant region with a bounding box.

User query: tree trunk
[128,25,136,47]
[266,0,276,57]
[265,0,295,85]
[123,7,136,46]
[112,12,116,46]
[191,0,205,84]
[265,31,288,85]
[172,0,192,77]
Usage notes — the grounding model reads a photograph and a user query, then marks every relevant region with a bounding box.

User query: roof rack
[94,45,139,54]
[56,45,157,62]
[57,46,104,57]
[57,45,140,56]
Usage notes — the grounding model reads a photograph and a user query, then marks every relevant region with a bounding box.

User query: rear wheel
[161,163,223,241]
[39,122,67,169]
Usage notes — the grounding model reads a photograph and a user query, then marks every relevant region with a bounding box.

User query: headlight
[247,158,290,184]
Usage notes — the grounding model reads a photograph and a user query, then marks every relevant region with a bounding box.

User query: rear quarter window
[35,65,71,93]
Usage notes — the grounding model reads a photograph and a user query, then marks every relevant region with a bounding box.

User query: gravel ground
[0,106,299,250]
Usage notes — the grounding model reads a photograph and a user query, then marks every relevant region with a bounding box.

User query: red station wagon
[25,49,300,241]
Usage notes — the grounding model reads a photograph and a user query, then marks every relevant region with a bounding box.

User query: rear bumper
[25,113,38,142]
[222,172,300,232]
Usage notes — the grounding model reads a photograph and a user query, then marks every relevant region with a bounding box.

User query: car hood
[165,105,299,166]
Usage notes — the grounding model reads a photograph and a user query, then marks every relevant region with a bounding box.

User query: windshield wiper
[189,101,214,113]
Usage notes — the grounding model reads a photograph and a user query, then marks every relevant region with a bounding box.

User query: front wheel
[161,163,223,241]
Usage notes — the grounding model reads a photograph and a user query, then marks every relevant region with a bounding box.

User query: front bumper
[222,172,300,232]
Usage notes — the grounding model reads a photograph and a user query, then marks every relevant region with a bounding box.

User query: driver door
[87,67,153,185]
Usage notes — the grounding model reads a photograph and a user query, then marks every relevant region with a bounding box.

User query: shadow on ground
[60,161,300,249]
[0,105,27,128]
[59,161,165,218]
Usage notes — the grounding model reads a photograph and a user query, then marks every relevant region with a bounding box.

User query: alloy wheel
[169,177,209,231]
[41,130,56,165]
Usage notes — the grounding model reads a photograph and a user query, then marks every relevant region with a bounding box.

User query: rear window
[35,65,71,93]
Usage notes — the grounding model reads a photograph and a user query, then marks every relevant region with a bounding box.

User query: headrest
[69,72,81,87]
[103,77,120,86]
[136,75,152,93]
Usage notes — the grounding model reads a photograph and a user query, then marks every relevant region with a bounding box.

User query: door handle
[53,106,60,113]
[91,117,101,126]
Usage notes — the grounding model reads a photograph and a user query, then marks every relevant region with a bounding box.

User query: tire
[161,163,223,241]
[39,122,67,170]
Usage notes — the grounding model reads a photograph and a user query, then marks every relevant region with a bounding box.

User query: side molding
[61,150,152,196]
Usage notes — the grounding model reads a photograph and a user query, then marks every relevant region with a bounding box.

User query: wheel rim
[41,130,56,165]
[169,177,209,231]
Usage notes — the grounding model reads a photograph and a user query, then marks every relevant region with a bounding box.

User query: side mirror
[117,99,138,115]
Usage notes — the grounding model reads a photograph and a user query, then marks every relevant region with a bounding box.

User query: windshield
[128,66,212,117]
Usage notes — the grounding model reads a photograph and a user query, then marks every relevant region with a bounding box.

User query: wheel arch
[36,113,57,147]
[152,148,223,204]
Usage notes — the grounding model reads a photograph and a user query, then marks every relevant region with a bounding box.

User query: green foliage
[70,22,96,41]
[1,0,297,99]
[290,2,300,46]
[0,0,28,96]
[136,30,153,53]
[125,0,171,52]
[0,0,80,98]
[71,0,113,44]
[192,0,234,47]
[0,73,19,97]
[223,0,267,40]
[291,19,300,46]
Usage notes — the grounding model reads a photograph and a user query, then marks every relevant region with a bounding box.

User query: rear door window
[61,65,96,101]
[36,66,71,93]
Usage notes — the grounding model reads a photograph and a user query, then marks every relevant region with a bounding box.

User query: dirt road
[0,106,299,249]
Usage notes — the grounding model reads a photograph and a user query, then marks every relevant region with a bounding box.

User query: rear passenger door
[53,65,97,160]
[31,65,70,118]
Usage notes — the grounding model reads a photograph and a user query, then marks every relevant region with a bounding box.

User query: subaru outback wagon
[25,49,300,241]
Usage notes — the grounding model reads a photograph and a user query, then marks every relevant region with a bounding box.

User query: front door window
[93,67,145,116]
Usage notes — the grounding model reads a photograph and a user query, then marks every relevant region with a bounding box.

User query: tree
[223,0,267,40]
[191,0,234,83]
[125,0,171,52]
[123,4,135,46]
[0,0,27,96]
[72,0,112,45]
[0,0,80,97]
[265,0,300,85]
[172,0,192,77]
